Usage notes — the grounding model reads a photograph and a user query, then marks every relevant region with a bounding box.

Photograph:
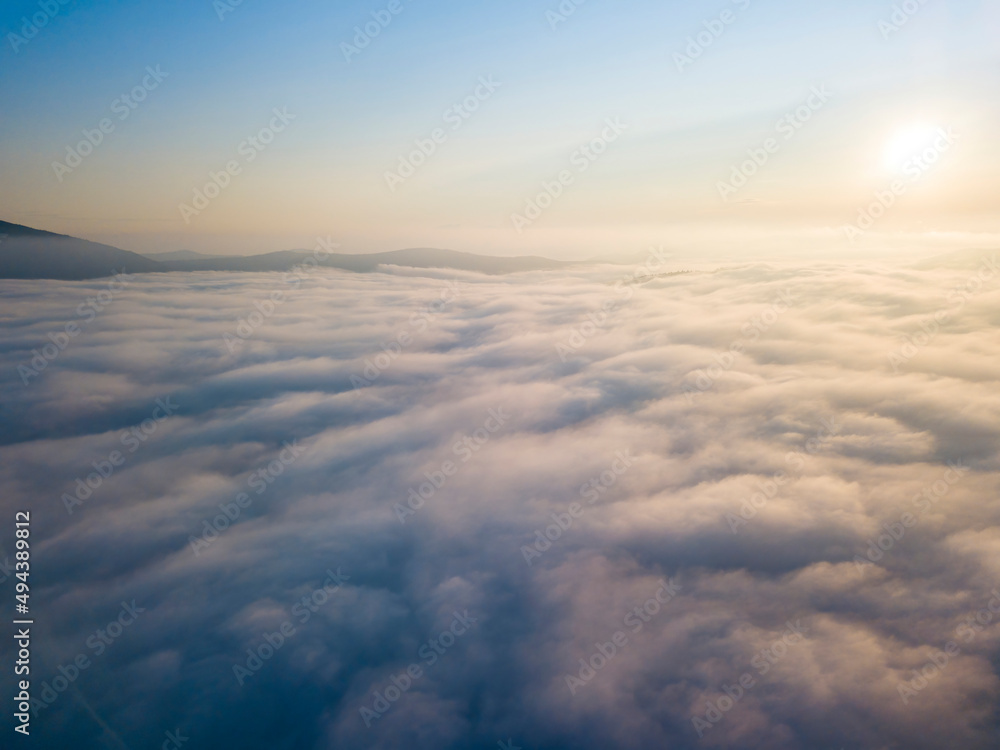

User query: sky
[1,0,999,258]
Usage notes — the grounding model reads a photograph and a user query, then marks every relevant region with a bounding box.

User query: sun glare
[882,123,942,172]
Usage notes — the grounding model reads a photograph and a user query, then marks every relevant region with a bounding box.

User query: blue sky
[2,0,998,257]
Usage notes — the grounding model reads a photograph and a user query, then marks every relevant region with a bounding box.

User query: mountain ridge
[0,220,569,279]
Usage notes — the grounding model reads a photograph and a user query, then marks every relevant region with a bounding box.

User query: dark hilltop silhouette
[0,220,569,280]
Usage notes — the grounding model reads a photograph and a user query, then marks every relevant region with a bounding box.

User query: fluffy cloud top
[1,252,999,749]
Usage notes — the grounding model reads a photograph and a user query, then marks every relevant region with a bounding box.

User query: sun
[882,123,942,172]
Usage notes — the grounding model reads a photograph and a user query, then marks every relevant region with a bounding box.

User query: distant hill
[155,247,568,275]
[140,250,230,261]
[0,220,162,279]
[0,220,569,280]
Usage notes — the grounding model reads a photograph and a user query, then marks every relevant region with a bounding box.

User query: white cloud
[1,254,999,748]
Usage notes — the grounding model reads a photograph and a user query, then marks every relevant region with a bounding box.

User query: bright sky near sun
[1,0,998,258]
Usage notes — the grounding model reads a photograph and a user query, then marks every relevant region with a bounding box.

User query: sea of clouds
[1,251,999,749]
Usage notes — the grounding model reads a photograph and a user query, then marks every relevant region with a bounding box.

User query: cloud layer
[1,253,999,749]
